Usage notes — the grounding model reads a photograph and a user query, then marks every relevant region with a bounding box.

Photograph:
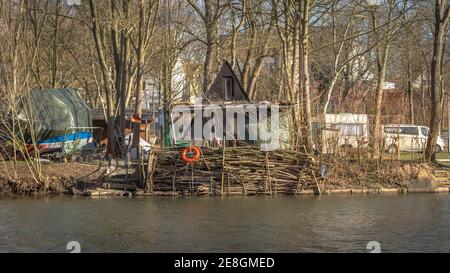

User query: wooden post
[146,153,156,193]
[295,171,303,195]
[145,122,149,143]
[264,152,267,195]
[140,147,145,188]
[137,147,143,184]
[172,168,177,196]
[221,138,226,196]
[311,169,321,196]
[172,156,178,196]
[227,173,230,196]
[190,163,194,196]
[264,151,272,195]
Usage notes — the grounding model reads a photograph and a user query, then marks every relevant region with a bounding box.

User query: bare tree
[239,0,274,100]
[0,0,44,181]
[88,0,117,156]
[226,0,246,70]
[131,0,159,151]
[369,0,398,157]
[321,2,358,114]
[186,0,225,94]
[273,0,302,148]
[300,0,314,153]
[425,0,450,162]
[157,0,196,147]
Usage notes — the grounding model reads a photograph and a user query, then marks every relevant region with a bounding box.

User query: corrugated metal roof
[90,108,107,120]
[91,108,154,122]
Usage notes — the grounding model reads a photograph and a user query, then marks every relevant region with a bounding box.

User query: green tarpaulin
[22,88,92,144]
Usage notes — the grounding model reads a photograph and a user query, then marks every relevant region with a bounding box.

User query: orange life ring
[181,146,201,164]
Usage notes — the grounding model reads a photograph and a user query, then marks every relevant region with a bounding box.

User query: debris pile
[149,147,320,196]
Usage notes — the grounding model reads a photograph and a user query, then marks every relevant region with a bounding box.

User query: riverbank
[1,153,450,197]
[148,147,450,197]
[0,162,104,196]
[319,160,450,195]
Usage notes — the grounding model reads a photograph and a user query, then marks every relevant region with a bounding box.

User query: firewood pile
[147,146,320,196]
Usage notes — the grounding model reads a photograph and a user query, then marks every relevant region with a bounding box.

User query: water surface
[0,194,449,252]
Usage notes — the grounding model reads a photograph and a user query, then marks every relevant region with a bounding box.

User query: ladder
[114,127,128,157]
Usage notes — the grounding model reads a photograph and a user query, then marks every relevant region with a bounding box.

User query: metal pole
[170,111,177,147]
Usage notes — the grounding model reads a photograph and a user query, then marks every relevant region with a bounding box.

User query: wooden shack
[164,61,293,149]
[91,109,155,146]
[206,60,250,102]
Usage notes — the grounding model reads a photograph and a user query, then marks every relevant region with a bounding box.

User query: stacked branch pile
[148,147,319,196]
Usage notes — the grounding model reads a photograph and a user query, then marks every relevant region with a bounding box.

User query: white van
[383,124,445,154]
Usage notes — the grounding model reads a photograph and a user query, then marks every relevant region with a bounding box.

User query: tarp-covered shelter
[20,89,93,154]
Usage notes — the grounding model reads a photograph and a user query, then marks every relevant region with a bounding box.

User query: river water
[0,194,449,253]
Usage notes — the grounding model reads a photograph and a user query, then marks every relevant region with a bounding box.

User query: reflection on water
[0,195,449,253]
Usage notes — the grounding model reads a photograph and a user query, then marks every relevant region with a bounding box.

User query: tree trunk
[228,0,245,70]
[370,5,391,158]
[89,0,116,156]
[132,0,146,151]
[203,1,216,95]
[51,0,60,88]
[118,0,130,142]
[301,0,313,153]
[425,0,449,162]
[132,60,144,151]
[407,61,414,124]
[247,56,265,100]
[372,48,388,156]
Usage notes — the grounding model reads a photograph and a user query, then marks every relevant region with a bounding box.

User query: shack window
[224,77,234,100]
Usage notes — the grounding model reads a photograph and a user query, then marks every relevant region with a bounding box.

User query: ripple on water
[0,195,449,252]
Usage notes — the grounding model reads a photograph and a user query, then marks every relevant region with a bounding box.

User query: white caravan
[313,113,369,154]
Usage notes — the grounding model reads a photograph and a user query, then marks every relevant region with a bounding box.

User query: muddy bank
[0,162,104,196]
[321,161,450,194]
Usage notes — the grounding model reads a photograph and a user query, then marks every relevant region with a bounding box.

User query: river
[0,194,449,253]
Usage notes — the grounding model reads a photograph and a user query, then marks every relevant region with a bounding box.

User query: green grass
[382,152,450,167]
[382,152,424,161]
[382,151,450,162]
[435,152,450,160]
[435,152,450,167]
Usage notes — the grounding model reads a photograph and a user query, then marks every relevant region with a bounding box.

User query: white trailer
[313,113,369,154]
